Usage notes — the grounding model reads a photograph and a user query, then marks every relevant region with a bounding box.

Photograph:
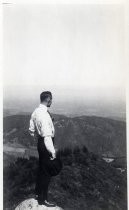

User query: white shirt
[29,104,56,155]
[29,103,55,138]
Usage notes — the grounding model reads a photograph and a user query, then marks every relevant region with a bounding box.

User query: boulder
[15,198,64,210]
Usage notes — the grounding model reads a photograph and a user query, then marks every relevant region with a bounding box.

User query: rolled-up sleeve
[29,114,35,137]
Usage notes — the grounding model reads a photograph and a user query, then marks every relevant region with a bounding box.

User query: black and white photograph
[2,0,128,210]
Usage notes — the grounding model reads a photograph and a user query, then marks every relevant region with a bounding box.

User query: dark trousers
[35,136,55,204]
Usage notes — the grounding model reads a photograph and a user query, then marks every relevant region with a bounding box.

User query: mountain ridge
[3,114,126,157]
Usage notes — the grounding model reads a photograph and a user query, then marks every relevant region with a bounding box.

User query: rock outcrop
[15,198,64,210]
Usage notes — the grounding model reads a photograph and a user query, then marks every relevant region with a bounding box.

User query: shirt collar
[39,103,48,111]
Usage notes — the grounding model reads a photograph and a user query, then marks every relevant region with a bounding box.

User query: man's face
[47,96,52,107]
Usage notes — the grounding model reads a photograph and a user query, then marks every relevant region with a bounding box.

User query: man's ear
[48,97,52,102]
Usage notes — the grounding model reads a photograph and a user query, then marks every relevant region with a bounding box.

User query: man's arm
[44,136,56,159]
[40,114,56,159]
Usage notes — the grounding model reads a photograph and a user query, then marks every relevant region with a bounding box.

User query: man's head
[40,91,52,107]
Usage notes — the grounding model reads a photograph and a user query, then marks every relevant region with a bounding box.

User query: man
[29,91,61,208]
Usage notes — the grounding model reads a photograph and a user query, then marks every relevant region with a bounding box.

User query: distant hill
[3,114,126,157]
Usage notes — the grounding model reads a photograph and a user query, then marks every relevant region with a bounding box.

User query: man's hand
[50,152,56,160]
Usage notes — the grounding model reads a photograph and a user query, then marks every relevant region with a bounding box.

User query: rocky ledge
[15,198,64,210]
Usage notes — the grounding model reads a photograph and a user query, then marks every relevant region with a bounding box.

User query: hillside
[3,114,126,157]
[3,146,127,210]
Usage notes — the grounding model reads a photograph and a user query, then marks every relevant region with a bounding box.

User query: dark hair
[40,91,52,102]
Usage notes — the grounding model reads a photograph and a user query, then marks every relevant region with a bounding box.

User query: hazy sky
[3,3,125,103]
